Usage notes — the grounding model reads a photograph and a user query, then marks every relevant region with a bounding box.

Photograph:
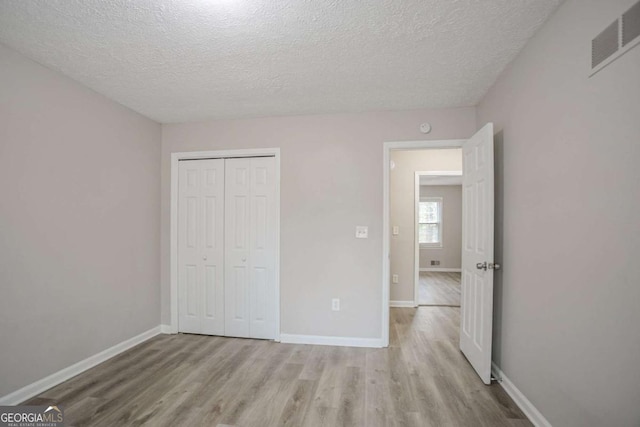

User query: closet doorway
[169,149,280,341]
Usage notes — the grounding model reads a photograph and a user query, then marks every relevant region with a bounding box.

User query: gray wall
[419,185,462,269]
[162,110,475,338]
[0,44,161,397]
[389,150,463,302]
[477,0,640,425]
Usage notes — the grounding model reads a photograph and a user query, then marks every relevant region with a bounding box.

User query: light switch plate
[356,226,368,238]
[392,226,399,236]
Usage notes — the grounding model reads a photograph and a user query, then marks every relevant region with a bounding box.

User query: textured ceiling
[0,0,563,123]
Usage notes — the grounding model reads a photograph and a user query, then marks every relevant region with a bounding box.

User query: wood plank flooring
[23,307,529,426]
[419,272,461,306]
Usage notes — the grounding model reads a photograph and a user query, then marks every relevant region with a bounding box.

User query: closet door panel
[178,162,201,334]
[200,161,225,335]
[224,158,251,338]
[248,157,277,339]
[178,159,224,335]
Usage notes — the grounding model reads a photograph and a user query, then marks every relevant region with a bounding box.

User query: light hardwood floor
[23,307,529,426]
[419,272,461,306]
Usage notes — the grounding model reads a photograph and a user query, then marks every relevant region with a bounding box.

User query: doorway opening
[382,123,496,384]
[387,147,462,310]
[382,139,465,348]
[415,171,463,307]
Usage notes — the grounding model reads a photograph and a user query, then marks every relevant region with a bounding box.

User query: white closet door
[225,157,277,339]
[178,159,225,335]
[248,157,277,339]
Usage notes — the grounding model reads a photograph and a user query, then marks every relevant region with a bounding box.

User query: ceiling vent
[591,20,619,69]
[623,0,640,46]
[590,0,640,76]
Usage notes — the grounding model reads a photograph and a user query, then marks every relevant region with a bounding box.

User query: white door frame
[414,171,463,307]
[382,140,465,347]
[170,148,281,341]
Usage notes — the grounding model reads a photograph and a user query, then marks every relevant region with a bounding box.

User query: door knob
[203,256,207,261]
[242,257,247,262]
[476,262,500,271]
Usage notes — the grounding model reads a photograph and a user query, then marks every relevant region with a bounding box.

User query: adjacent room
[418,180,462,306]
[1,0,639,426]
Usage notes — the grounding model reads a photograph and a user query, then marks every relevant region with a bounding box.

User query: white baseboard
[0,326,161,406]
[492,362,552,427]
[390,300,417,308]
[420,268,461,272]
[280,334,383,348]
[160,324,173,334]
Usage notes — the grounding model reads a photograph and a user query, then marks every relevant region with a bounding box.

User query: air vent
[592,20,620,68]
[591,0,640,76]
[622,0,640,46]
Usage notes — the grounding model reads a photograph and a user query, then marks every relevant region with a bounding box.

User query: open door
[460,123,496,384]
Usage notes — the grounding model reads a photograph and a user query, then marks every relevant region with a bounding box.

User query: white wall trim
[417,170,464,176]
[170,148,281,340]
[492,362,552,427]
[390,300,417,308]
[280,334,383,348]
[419,268,462,272]
[0,326,161,406]
[384,139,466,342]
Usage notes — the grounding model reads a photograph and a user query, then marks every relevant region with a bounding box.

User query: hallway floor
[419,271,461,306]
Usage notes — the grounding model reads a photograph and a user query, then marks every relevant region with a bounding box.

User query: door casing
[170,148,281,340]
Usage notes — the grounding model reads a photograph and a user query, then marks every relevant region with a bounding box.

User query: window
[419,197,443,247]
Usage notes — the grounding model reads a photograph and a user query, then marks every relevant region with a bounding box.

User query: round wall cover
[420,122,432,134]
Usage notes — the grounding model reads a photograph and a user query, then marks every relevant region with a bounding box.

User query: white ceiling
[0,0,563,123]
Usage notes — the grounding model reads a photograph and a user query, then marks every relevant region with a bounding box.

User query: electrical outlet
[355,226,368,239]
[331,298,340,311]
[392,274,399,284]
[431,260,440,266]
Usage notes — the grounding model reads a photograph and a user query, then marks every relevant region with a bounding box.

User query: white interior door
[460,123,495,385]
[225,157,277,339]
[178,159,225,335]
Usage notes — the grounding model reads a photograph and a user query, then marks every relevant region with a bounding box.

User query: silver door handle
[242,257,247,262]
[203,256,207,261]
[477,262,500,271]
